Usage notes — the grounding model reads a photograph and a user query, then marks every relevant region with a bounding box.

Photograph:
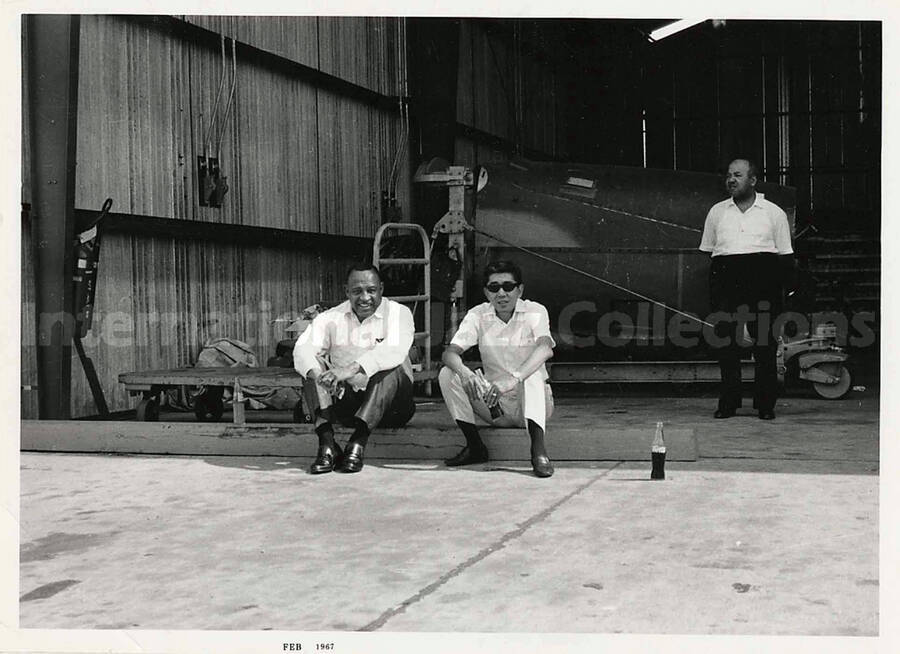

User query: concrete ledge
[20,420,697,461]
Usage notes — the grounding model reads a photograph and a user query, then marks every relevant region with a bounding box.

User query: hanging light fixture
[648,19,708,42]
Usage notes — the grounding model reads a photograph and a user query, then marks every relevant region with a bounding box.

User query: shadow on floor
[192,455,878,477]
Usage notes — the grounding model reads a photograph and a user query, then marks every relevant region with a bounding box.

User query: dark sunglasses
[485,281,520,293]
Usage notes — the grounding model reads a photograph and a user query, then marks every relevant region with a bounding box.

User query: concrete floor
[18,388,879,636]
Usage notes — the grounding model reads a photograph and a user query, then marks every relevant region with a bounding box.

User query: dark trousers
[304,366,416,430]
[709,253,783,413]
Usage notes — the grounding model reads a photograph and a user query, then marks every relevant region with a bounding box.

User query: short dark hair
[346,262,382,283]
[730,158,759,180]
[483,260,523,287]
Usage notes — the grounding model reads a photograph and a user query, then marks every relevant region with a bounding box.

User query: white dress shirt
[293,297,414,391]
[699,192,793,257]
[450,298,555,382]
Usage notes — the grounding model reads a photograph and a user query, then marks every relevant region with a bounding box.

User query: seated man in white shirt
[438,260,556,478]
[293,264,416,474]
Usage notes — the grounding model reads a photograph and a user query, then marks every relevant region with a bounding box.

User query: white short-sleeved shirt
[699,192,793,257]
[293,297,414,391]
[450,298,555,382]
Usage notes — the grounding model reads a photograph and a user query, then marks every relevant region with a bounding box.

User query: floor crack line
[359,463,623,631]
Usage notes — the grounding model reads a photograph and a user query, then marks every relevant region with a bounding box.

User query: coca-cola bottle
[475,369,504,419]
[651,421,666,480]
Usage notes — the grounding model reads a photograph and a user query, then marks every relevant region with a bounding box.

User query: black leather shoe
[337,442,365,473]
[309,442,343,474]
[714,408,736,419]
[531,455,554,478]
[444,444,489,467]
[759,410,776,420]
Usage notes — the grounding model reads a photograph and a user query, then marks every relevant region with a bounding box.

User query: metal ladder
[372,222,435,395]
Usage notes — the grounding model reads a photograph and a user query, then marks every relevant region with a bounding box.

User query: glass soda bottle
[475,369,504,419]
[651,421,666,480]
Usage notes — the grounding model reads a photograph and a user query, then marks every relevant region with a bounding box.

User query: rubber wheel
[193,391,225,421]
[813,364,852,400]
[136,396,160,421]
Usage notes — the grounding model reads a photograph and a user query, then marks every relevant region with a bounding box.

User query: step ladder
[373,222,437,395]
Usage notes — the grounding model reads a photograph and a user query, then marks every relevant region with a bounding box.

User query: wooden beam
[454,122,562,162]
[129,15,405,112]
[21,420,699,461]
[548,361,756,383]
[84,210,372,256]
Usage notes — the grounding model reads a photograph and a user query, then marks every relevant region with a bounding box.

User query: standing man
[293,264,416,474]
[699,158,794,420]
[438,260,556,478]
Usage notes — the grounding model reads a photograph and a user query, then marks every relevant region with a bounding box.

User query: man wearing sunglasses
[438,260,556,478]
[293,263,416,474]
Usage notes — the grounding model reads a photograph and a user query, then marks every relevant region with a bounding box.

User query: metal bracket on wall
[197,155,218,207]
[198,156,229,208]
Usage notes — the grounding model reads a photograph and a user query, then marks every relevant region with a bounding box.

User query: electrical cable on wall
[204,35,228,160]
[198,34,235,208]
[385,17,401,193]
[387,17,409,199]
[214,38,237,158]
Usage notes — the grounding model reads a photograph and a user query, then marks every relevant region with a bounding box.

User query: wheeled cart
[118,366,308,424]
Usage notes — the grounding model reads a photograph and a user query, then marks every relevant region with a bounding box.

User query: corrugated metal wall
[22,15,410,418]
[73,15,409,230]
[644,20,881,233]
[64,236,354,414]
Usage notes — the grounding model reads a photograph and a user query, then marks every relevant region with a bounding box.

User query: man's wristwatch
[511,370,522,383]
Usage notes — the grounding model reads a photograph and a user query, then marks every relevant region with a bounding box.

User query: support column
[408,18,461,233]
[26,15,81,419]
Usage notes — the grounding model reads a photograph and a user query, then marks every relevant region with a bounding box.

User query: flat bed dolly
[118,366,307,425]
